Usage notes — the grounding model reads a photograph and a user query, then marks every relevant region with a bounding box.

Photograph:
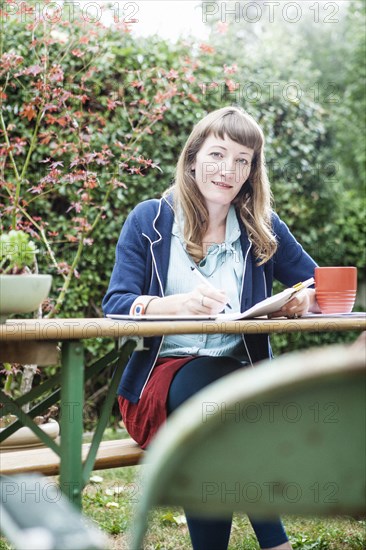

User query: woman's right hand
[180,284,228,315]
[145,284,228,316]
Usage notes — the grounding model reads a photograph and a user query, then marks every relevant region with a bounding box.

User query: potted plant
[0,409,59,451]
[0,230,52,323]
[0,229,58,450]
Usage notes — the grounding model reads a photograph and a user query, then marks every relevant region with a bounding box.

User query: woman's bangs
[208,111,263,151]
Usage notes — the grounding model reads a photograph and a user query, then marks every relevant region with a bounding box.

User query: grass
[1,430,365,549]
[80,465,365,549]
[1,465,364,550]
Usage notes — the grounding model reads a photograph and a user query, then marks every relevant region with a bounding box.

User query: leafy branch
[0,0,204,317]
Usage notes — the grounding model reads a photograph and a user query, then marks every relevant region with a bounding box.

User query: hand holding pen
[131,267,232,317]
[190,266,232,311]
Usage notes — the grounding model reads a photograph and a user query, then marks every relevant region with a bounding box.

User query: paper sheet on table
[215,277,315,321]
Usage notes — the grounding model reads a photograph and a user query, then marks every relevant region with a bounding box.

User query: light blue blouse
[159,206,248,361]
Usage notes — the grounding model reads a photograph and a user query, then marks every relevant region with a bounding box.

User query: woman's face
[192,134,254,212]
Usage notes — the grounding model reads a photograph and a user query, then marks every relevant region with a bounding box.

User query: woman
[102,106,320,550]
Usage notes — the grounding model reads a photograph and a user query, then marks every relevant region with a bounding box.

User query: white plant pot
[0,274,52,323]
[0,417,60,452]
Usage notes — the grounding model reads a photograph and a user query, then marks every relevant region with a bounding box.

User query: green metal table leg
[60,341,84,508]
[82,339,137,486]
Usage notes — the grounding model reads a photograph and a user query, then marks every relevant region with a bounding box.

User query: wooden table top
[1,315,365,341]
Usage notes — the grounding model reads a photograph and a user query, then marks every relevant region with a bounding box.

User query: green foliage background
[1,1,365,424]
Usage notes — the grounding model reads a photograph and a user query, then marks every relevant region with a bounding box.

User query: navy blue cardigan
[102,195,317,403]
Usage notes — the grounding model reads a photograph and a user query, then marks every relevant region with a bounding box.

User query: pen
[292,277,315,291]
[190,266,232,310]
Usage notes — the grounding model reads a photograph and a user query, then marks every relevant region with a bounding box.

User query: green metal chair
[130,343,365,549]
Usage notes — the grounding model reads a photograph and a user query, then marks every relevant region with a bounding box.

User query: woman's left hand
[270,288,319,319]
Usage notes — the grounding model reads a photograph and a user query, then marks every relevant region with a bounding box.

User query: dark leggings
[167,356,289,550]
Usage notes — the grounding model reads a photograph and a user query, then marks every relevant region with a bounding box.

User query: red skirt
[118,356,194,449]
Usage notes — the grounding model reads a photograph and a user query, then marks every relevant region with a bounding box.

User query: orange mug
[315,266,357,314]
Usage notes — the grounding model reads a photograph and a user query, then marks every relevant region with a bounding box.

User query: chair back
[131,344,366,549]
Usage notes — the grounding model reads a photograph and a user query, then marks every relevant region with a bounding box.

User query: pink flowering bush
[0,1,217,316]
